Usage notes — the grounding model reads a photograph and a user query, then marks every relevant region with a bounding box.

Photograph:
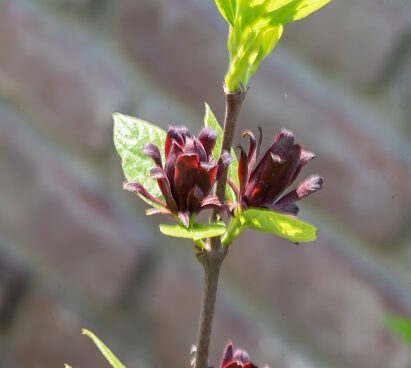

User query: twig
[194,85,247,368]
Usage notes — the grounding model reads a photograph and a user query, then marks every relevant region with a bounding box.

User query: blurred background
[0,0,411,367]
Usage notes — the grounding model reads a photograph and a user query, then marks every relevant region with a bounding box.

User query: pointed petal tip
[150,166,167,179]
[123,181,143,192]
[308,175,324,191]
[296,175,323,199]
[222,342,234,366]
[301,149,316,163]
[142,143,162,166]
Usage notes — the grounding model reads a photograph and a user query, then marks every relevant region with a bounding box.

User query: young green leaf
[222,208,317,245]
[386,315,411,346]
[113,113,166,198]
[203,103,239,202]
[204,103,223,162]
[243,208,317,242]
[218,0,332,91]
[159,222,226,241]
[215,0,236,26]
[266,0,333,25]
[82,329,126,368]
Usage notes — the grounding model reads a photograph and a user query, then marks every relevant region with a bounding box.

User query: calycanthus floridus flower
[218,342,262,368]
[124,125,232,227]
[229,128,323,216]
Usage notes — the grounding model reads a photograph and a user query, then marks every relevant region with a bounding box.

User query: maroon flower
[219,343,260,368]
[124,125,232,226]
[229,128,322,215]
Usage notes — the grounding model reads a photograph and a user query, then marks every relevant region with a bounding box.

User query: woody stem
[194,85,247,368]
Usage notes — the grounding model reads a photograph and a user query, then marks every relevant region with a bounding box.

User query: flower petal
[233,349,250,364]
[198,127,217,158]
[290,149,315,184]
[145,207,172,216]
[177,211,190,227]
[242,130,257,171]
[194,138,208,162]
[245,152,285,206]
[263,144,302,203]
[269,202,300,216]
[200,196,226,217]
[237,146,249,198]
[165,126,184,158]
[276,175,323,205]
[197,162,218,195]
[150,167,178,212]
[176,125,192,140]
[221,343,234,367]
[246,129,295,199]
[217,150,234,179]
[164,141,183,189]
[174,153,200,211]
[187,185,204,213]
[123,182,167,208]
[142,143,162,167]
[269,129,295,157]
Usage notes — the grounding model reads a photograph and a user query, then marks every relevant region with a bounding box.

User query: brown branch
[194,247,225,368]
[194,85,247,368]
[213,85,248,210]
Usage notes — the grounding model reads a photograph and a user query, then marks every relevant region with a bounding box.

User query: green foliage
[215,0,332,91]
[113,113,166,198]
[203,103,239,202]
[223,207,317,245]
[159,222,226,242]
[215,0,236,25]
[386,315,411,346]
[82,329,126,368]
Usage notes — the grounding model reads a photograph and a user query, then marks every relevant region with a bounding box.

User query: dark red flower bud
[124,126,232,225]
[219,343,261,368]
[229,128,322,216]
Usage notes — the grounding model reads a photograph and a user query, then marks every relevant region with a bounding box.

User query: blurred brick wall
[0,0,411,367]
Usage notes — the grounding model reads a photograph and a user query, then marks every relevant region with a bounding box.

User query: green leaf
[243,208,317,242]
[159,222,226,241]
[203,103,239,202]
[265,0,333,25]
[386,315,411,346]
[222,208,317,245]
[204,103,223,162]
[82,329,126,368]
[215,0,236,26]
[113,113,166,198]
[220,0,332,91]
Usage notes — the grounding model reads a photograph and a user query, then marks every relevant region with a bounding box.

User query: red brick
[283,0,411,86]
[148,259,324,368]
[0,255,27,329]
[225,231,411,368]
[0,106,150,305]
[5,290,126,367]
[0,0,130,153]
